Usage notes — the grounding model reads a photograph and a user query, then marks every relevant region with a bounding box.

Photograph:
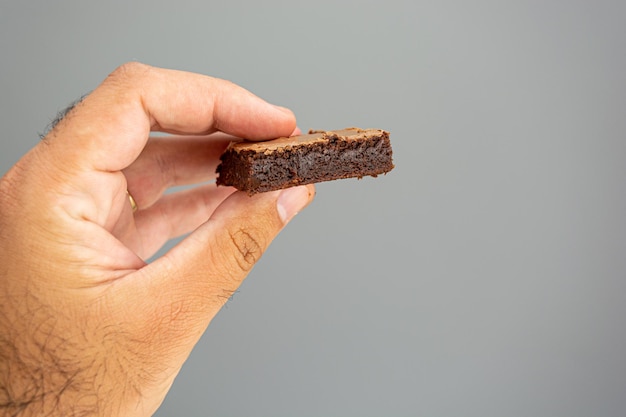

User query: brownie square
[216,127,394,194]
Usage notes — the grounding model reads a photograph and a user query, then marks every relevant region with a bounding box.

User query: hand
[0,62,315,416]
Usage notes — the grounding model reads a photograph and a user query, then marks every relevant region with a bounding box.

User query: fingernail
[277,185,312,224]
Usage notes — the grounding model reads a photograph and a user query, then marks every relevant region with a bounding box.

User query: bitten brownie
[215,127,394,194]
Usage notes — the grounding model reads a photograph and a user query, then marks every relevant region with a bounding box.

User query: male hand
[0,62,315,416]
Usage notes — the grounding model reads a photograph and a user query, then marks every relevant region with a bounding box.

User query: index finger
[44,62,296,172]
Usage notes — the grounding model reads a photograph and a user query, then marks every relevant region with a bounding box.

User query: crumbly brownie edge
[216,131,393,194]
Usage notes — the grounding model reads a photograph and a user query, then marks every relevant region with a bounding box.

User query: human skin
[0,62,315,416]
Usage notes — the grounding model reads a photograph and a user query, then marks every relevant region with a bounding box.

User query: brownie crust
[216,128,394,194]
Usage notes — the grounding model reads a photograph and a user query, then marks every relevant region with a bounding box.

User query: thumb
[125,185,315,363]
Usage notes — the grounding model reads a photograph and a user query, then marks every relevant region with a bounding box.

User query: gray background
[2,1,626,416]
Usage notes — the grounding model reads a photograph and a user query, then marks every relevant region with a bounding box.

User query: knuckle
[213,224,266,278]
[104,62,152,91]
[227,227,264,273]
[154,152,176,188]
[110,61,150,79]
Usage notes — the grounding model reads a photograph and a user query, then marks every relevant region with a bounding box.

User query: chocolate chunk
[216,127,394,194]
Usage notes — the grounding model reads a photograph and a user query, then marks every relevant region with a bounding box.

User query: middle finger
[123,133,235,210]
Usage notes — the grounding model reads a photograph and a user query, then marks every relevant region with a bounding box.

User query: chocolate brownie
[216,127,394,194]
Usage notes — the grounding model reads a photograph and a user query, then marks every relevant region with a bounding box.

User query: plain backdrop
[2,1,626,416]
